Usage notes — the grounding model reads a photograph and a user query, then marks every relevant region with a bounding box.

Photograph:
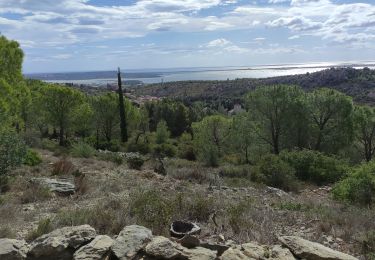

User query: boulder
[270,245,295,260]
[145,236,216,260]
[111,225,152,260]
[220,247,251,260]
[182,247,217,260]
[28,225,96,260]
[73,235,113,260]
[278,236,357,260]
[242,242,267,259]
[32,178,75,196]
[145,236,183,259]
[178,234,200,249]
[0,239,29,260]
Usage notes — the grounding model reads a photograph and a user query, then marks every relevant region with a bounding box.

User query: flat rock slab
[32,177,75,195]
[111,225,152,260]
[279,236,357,260]
[0,238,29,260]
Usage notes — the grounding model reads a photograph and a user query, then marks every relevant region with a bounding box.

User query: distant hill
[135,67,375,104]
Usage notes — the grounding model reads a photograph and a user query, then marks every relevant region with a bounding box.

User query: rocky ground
[0,150,373,259]
[0,223,358,259]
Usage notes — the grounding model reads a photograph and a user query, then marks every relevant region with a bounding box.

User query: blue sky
[0,0,374,73]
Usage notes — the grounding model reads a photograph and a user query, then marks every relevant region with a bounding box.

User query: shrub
[127,156,144,170]
[254,154,298,192]
[126,137,150,155]
[24,149,42,166]
[332,161,375,206]
[280,150,348,185]
[0,226,15,238]
[97,151,123,165]
[70,142,95,158]
[26,218,53,241]
[52,158,76,176]
[153,143,177,158]
[177,133,196,161]
[129,190,173,234]
[19,183,51,204]
[219,165,252,179]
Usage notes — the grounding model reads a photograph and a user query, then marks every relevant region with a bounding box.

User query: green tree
[246,85,304,154]
[193,115,231,166]
[155,120,170,144]
[91,93,119,145]
[353,105,375,162]
[72,101,93,138]
[0,36,24,85]
[40,85,84,146]
[306,88,354,153]
[230,113,254,164]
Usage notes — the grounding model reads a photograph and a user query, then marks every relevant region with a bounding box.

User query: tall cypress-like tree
[117,68,128,142]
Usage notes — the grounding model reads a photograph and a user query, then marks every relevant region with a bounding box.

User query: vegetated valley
[1,36,375,259]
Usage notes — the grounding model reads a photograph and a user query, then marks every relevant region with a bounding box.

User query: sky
[0,0,375,73]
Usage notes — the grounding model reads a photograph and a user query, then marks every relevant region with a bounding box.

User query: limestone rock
[220,247,252,260]
[179,234,200,249]
[32,177,75,195]
[182,247,217,260]
[242,242,267,259]
[270,245,295,260]
[28,225,96,260]
[145,236,183,259]
[279,236,357,260]
[73,235,113,260]
[0,239,29,260]
[111,225,152,260]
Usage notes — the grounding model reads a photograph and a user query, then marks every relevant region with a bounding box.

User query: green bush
[219,165,251,179]
[129,190,173,234]
[24,149,42,166]
[153,143,177,158]
[26,218,53,241]
[127,156,144,170]
[97,151,123,165]
[280,150,348,185]
[70,142,95,158]
[254,154,298,192]
[332,161,375,206]
[126,136,150,155]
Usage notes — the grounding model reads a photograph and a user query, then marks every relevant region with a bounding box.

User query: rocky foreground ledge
[0,224,358,260]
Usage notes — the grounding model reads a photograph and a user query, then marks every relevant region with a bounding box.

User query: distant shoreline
[25,62,375,86]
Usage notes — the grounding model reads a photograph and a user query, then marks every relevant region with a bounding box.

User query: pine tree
[117,68,128,142]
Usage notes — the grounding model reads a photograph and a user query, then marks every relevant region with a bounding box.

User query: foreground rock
[279,236,357,260]
[32,177,75,196]
[73,235,113,260]
[0,239,29,260]
[145,236,216,260]
[28,225,96,260]
[111,225,152,260]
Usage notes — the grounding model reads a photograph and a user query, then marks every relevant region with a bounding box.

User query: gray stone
[28,225,96,260]
[145,236,183,259]
[270,245,295,260]
[73,235,113,260]
[111,225,152,260]
[179,234,200,249]
[183,247,217,260]
[0,239,29,260]
[279,236,358,260]
[32,178,75,195]
[220,247,251,260]
[242,242,267,259]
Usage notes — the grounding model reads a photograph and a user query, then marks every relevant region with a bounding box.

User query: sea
[26,61,375,87]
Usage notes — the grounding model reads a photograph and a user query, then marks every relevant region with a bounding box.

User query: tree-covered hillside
[135,67,375,104]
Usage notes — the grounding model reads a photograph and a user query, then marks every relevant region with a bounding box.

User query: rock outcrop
[279,236,358,260]
[0,224,359,260]
[0,239,29,260]
[32,177,75,196]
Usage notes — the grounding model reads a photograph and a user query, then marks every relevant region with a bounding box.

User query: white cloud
[206,38,232,47]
